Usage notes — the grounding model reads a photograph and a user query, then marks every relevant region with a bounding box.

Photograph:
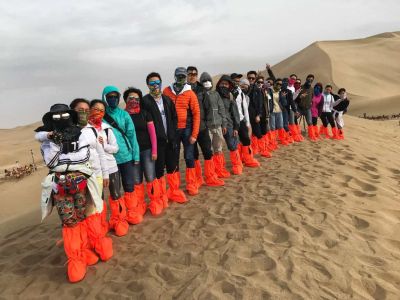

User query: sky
[1,0,399,128]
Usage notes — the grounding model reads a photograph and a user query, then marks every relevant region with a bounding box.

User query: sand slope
[261,32,400,116]
[1,116,400,299]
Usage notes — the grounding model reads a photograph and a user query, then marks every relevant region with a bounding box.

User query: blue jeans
[117,160,135,193]
[270,112,283,130]
[223,127,239,151]
[289,110,296,125]
[282,110,289,131]
[176,127,195,168]
[133,149,156,184]
[297,107,312,126]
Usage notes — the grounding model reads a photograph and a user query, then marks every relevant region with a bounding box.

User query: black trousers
[155,139,178,179]
[312,117,318,126]
[238,120,251,146]
[193,129,213,160]
[320,112,336,128]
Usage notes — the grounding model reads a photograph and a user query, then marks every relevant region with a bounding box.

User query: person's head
[338,88,346,96]
[256,76,265,89]
[216,75,233,99]
[306,74,315,84]
[324,84,333,94]
[230,73,243,87]
[123,87,143,115]
[146,72,162,98]
[274,78,283,91]
[89,100,106,127]
[102,86,121,109]
[187,66,198,84]
[239,78,250,94]
[247,71,257,84]
[174,67,187,88]
[289,74,297,86]
[266,77,274,88]
[70,98,90,127]
[294,79,302,91]
[282,78,289,90]
[43,103,77,131]
[313,83,323,96]
[200,72,213,91]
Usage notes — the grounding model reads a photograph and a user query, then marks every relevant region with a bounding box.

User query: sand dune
[1,116,400,299]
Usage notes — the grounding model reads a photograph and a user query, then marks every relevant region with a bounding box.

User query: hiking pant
[208,127,224,153]
[109,171,122,200]
[223,127,239,151]
[118,160,135,193]
[312,117,319,126]
[250,119,262,139]
[194,128,213,160]
[238,120,251,146]
[155,139,178,179]
[282,109,290,131]
[297,107,312,126]
[333,110,344,129]
[270,112,283,130]
[289,110,296,125]
[133,149,156,184]
[176,127,195,168]
[320,112,336,128]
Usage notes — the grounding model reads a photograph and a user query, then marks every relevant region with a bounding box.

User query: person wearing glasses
[163,67,201,197]
[122,87,162,217]
[269,79,290,146]
[187,66,225,185]
[102,86,140,237]
[142,72,187,205]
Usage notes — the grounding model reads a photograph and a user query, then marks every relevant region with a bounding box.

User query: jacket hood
[168,83,192,95]
[200,72,212,83]
[216,75,234,89]
[102,86,121,102]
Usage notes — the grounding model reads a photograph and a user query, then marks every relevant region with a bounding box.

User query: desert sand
[1,32,400,299]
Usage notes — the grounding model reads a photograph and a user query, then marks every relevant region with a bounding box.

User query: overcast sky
[1,0,399,128]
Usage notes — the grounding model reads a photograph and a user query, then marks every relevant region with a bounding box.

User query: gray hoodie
[200,72,227,129]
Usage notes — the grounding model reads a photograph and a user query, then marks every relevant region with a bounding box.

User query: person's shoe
[251,135,259,155]
[308,125,317,141]
[278,128,289,146]
[85,214,113,261]
[258,137,272,158]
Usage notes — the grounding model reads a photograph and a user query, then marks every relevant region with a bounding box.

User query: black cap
[230,73,243,80]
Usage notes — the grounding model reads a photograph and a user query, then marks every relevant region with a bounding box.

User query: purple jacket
[311,95,324,118]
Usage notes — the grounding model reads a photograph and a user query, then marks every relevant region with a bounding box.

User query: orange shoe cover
[204,159,224,186]
[166,172,187,203]
[124,190,143,225]
[108,196,129,237]
[229,149,243,175]
[85,214,113,261]
[194,159,205,188]
[147,179,163,216]
[186,167,199,196]
[241,145,260,167]
[213,153,231,178]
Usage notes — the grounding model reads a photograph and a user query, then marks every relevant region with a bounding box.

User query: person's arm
[95,135,109,179]
[103,129,119,154]
[35,131,51,142]
[318,98,324,116]
[267,66,276,82]
[232,102,240,131]
[146,112,157,157]
[43,137,90,168]
[243,95,251,127]
[189,91,201,140]
[124,111,140,162]
[216,93,227,129]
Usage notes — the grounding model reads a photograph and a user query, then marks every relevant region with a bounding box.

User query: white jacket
[93,122,119,174]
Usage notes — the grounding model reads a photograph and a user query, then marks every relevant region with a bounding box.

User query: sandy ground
[0,116,399,299]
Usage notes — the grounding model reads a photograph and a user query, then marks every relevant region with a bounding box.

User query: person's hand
[282,91,287,96]
[247,126,252,137]
[233,130,238,137]
[266,63,271,70]
[47,131,54,139]
[98,136,104,145]
[295,112,301,117]
[134,161,140,165]
[151,154,157,161]
[255,116,261,123]
[103,178,109,188]
[189,137,196,144]
[222,127,227,135]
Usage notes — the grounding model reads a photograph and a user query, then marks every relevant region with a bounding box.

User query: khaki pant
[208,127,224,153]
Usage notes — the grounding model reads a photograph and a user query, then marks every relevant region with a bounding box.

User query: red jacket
[163,84,200,139]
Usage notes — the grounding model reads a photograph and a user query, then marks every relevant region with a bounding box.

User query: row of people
[36,65,349,283]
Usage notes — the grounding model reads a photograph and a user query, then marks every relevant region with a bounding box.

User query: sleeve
[125,112,140,162]
[318,98,324,116]
[257,89,263,116]
[232,102,240,131]
[243,95,251,127]
[288,91,297,112]
[95,136,109,179]
[147,121,157,156]
[103,129,119,154]
[267,68,276,81]
[333,98,343,107]
[189,91,201,139]
[35,131,49,142]
[217,93,227,128]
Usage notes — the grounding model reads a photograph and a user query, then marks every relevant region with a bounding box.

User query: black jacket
[248,84,264,119]
[142,94,178,143]
[190,82,209,131]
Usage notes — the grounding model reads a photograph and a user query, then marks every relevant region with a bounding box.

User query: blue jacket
[102,86,140,164]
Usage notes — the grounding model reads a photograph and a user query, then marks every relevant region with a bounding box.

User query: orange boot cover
[194,159,205,188]
[62,223,87,283]
[85,214,113,261]
[312,125,320,139]
[186,167,199,196]
[147,180,163,216]
[296,124,304,141]
[308,125,317,141]
[289,125,301,142]
[237,143,243,160]
[267,131,277,151]
[159,176,169,208]
[100,201,109,235]
[80,221,99,266]
[134,184,147,216]
[258,137,272,158]
[241,145,260,167]
[286,129,294,144]
[166,172,187,203]
[204,159,224,186]
[278,128,289,146]
[251,135,259,155]
[229,150,243,175]
[331,127,341,140]
[338,128,344,140]
[213,153,231,178]
[124,190,143,225]
[108,196,129,237]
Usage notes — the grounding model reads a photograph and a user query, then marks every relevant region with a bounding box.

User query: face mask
[77,111,89,127]
[324,90,330,95]
[241,88,249,95]
[294,82,301,90]
[125,97,140,114]
[89,110,105,129]
[52,114,73,131]
[340,92,347,100]
[175,76,186,88]
[282,80,288,90]
[314,86,321,96]
[217,86,230,98]
[149,84,162,98]
[288,78,296,86]
[304,80,311,89]
[202,81,212,90]
[106,95,119,108]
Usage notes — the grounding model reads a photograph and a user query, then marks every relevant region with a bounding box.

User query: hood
[102,85,121,103]
[216,75,234,89]
[200,72,212,83]
[168,83,192,95]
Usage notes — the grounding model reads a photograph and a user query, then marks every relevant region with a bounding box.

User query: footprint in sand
[361,277,387,300]
[301,222,323,238]
[264,223,289,243]
[348,214,370,230]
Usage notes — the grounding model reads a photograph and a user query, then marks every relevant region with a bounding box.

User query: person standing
[319,85,340,139]
[332,88,349,139]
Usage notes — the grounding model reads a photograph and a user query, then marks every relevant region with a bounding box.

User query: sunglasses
[188,73,198,77]
[128,95,140,101]
[248,77,256,81]
[92,107,105,113]
[276,83,282,86]
[149,80,161,86]
[257,81,264,84]
[52,113,70,120]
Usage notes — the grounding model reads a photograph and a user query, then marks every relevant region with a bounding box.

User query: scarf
[89,110,104,129]
[126,98,140,114]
